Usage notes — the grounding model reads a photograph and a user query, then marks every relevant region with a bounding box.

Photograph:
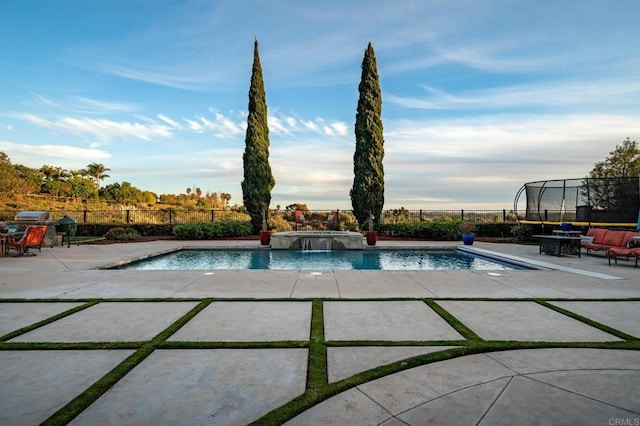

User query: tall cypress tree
[242,39,275,233]
[350,42,385,229]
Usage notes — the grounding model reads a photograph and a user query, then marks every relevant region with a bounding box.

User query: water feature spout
[301,237,331,251]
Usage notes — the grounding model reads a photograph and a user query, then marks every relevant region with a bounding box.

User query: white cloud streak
[157,114,183,128]
[72,96,138,113]
[92,63,206,91]
[13,113,172,141]
[0,140,111,160]
[170,111,348,139]
[387,79,640,111]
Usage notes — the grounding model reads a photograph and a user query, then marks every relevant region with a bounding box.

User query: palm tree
[86,163,110,189]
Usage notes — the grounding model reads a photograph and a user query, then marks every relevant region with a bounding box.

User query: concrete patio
[0,240,638,425]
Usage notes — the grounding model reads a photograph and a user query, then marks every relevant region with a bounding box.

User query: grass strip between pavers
[41,344,156,426]
[158,341,309,349]
[3,297,638,425]
[425,298,482,341]
[0,301,99,342]
[535,299,639,341]
[307,299,327,390]
[40,299,213,426]
[251,340,640,425]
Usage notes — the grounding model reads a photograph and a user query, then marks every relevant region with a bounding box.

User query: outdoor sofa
[581,228,640,268]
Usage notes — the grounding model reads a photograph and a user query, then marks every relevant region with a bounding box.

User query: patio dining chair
[6,225,48,256]
[294,210,310,230]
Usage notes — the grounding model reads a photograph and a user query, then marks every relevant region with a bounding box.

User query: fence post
[169,209,173,224]
[336,209,340,229]
[419,209,423,221]
[461,209,464,220]
[126,210,130,224]
[83,210,87,223]
[544,209,548,221]
[503,209,506,222]
[211,209,215,222]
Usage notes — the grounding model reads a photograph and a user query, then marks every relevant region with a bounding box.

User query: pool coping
[458,246,624,280]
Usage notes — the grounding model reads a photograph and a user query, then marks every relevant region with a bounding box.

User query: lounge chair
[6,225,48,256]
[606,233,640,268]
[294,210,310,230]
[322,211,338,229]
[607,246,639,268]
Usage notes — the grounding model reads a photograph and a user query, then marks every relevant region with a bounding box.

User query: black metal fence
[0,208,518,225]
[0,209,251,224]
[378,209,517,223]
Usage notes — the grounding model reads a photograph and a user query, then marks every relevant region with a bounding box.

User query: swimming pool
[113,249,526,271]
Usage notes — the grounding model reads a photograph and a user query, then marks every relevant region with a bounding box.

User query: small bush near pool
[173,221,253,239]
[104,227,141,241]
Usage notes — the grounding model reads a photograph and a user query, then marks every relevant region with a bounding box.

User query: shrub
[511,224,533,243]
[459,222,477,234]
[268,215,294,232]
[172,221,253,239]
[428,219,463,240]
[104,227,140,241]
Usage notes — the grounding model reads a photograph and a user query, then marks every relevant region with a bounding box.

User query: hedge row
[172,221,253,239]
[379,219,461,240]
[75,221,253,239]
[75,220,540,241]
[378,220,528,240]
[76,224,174,237]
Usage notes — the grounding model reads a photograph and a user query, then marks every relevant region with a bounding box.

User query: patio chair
[294,210,310,230]
[606,246,640,268]
[5,225,48,256]
[322,211,338,229]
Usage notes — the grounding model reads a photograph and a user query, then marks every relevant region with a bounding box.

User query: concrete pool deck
[0,240,638,425]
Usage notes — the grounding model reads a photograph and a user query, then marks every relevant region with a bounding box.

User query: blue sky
[1,0,639,210]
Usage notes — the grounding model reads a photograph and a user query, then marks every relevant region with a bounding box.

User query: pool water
[115,249,524,271]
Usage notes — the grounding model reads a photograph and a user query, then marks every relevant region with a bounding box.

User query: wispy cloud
[13,113,173,141]
[91,62,207,91]
[268,116,290,135]
[157,114,183,129]
[302,120,318,131]
[29,94,138,115]
[198,113,245,138]
[386,79,640,111]
[167,110,348,140]
[0,140,111,160]
[322,121,348,136]
[72,96,138,113]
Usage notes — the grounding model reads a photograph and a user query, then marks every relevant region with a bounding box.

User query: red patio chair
[322,211,338,229]
[294,210,310,230]
[6,225,48,256]
[607,246,640,268]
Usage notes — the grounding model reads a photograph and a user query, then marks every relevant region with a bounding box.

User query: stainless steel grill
[13,211,52,223]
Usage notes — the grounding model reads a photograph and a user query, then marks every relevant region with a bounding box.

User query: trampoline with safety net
[514,176,640,228]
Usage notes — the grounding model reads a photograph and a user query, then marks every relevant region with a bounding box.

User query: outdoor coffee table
[552,230,583,237]
[533,235,581,257]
